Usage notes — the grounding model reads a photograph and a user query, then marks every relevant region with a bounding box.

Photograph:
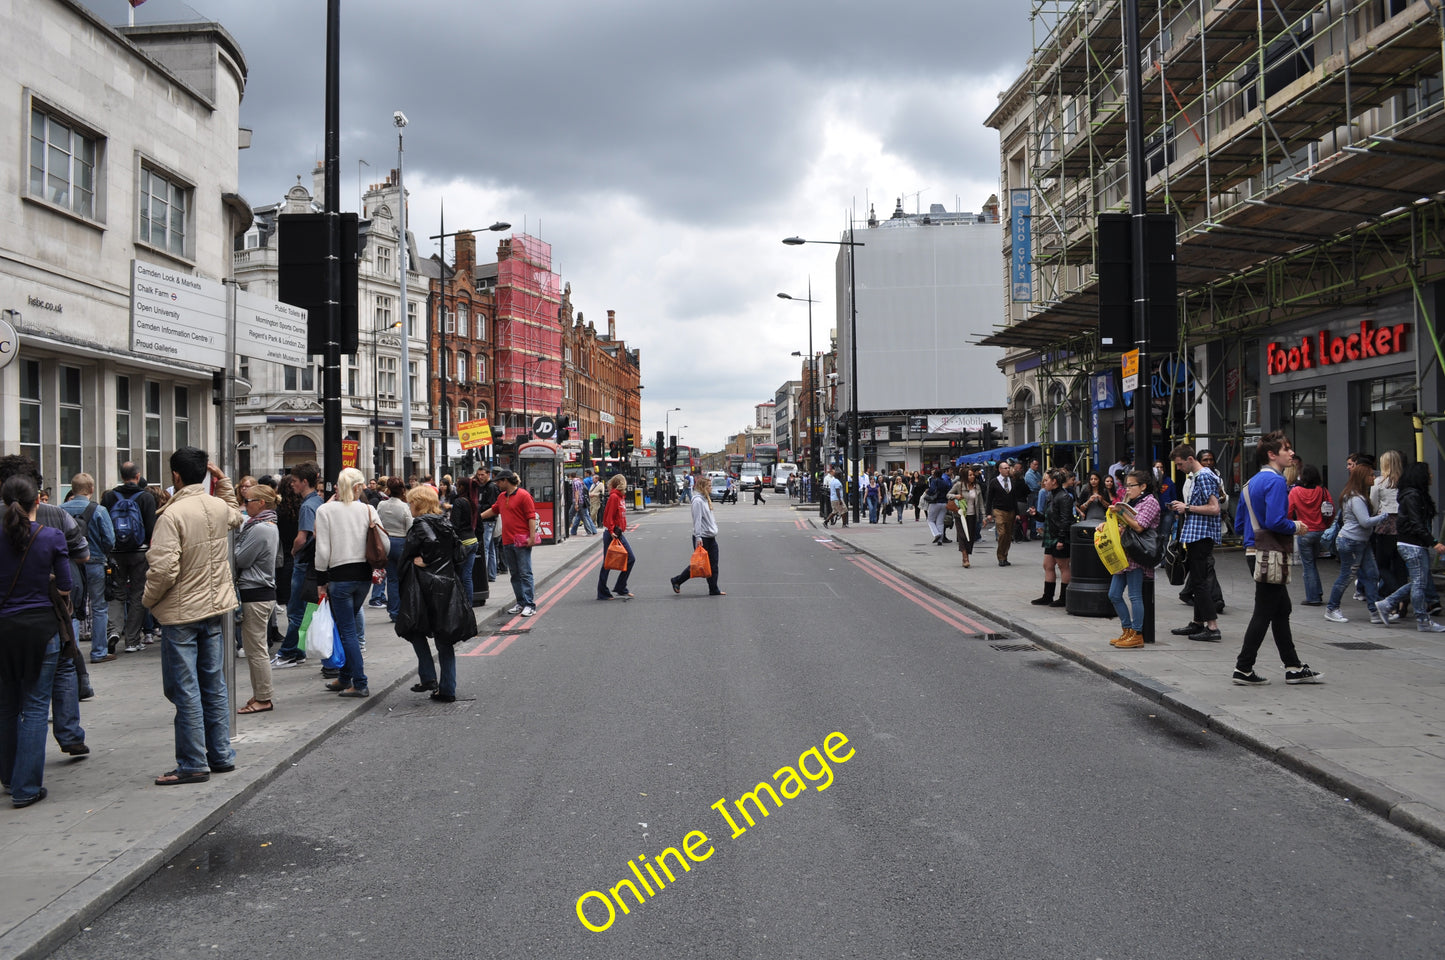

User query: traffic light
[623,433,634,457]
[981,423,1002,449]
[667,435,677,468]
[557,412,569,443]
[609,440,620,459]
[655,431,665,460]
[592,437,604,460]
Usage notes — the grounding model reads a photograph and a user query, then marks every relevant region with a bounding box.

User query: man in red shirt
[476,470,540,616]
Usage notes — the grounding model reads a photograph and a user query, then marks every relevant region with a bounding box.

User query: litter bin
[471,546,490,607]
[1066,521,1116,618]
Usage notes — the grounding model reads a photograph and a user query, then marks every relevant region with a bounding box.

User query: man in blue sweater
[1232,430,1323,686]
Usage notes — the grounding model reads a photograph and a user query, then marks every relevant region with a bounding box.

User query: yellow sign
[1121,349,1140,392]
[341,438,359,469]
[458,417,493,449]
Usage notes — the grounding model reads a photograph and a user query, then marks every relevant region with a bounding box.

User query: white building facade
[0,1,250,495]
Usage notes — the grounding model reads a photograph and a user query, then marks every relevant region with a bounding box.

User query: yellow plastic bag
[1093,512,1130,575]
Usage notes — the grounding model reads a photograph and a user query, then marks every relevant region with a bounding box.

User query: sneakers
[520,605,536,617]
[1192,628,1223,643]
[272,654,305,668]
[124,642,142,653]
[1352,589,1365,602]
[1369,605,1398,626]
[1285,664,1324,684]
[1418,619,1445,633]
[504,603,523,615]
[1170,622,1205,636]
[1232,669,1271,685]
[1323,608,1349,623]
[367,598,387,607]
[107,634,120,654]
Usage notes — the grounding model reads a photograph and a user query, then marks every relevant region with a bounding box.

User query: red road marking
[850,555,991,634]
[460,555,596,657]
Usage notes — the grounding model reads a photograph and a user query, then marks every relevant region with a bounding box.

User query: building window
[565,377,571,400]
[475,310,485,341]
[115,374,132,470]
[19,360,42,466]
[140,166,189,257]
[238,355,250,383]
[284,364,315,392]
[375,295,392,331]
[408,361,418,403]
[457,403,469,425]
[237,430,252,478]
[378,356,397,399]
[457,351,470,383]
[347,357,358,397]
[29,106,98,219]
[476,355,485,383]
[407,300,417,337]
[565,345,572,363]
[457,303,469,340]
[377,244,392,277]
[59,366,82,496]
[443,305,454,334]
[174,386,190,449]
[145,381,162,481]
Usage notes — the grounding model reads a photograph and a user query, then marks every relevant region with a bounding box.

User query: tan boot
[1114,629,1144,648]
[1108,626,1131,646]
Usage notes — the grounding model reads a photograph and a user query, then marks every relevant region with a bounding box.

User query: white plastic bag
[308,599,335,660]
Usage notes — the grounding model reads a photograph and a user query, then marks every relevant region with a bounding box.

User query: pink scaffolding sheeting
[495,234,562,416]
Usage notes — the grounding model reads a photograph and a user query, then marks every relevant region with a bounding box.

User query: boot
[1113,629,1144,648]
[1050,584,1069,607]
[1108,625,1130,645]
[1030,582,1056,605]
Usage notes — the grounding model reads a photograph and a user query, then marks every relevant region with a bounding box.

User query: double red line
[850,555,991,635]
[461,554,597,657]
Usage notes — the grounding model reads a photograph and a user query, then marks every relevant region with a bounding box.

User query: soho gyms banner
[1010,188,1032,303]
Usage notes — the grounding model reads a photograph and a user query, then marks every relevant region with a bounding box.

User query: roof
[955,442,1041,465]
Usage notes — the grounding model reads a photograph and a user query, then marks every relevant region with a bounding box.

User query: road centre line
[849,555,992,635]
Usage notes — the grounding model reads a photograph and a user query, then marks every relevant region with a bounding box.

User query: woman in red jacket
[1287,463,1333,606]
[597,475,635,599]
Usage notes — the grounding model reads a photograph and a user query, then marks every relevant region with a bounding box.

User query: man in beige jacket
[142,446,243,786]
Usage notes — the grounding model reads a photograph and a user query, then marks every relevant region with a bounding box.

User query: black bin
[471,544,490,606]
[1066,521,1116,618]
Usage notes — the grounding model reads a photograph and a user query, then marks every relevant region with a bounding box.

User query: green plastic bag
[296,602,318,653]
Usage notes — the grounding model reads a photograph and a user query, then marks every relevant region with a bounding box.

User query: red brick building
[422,229,496,474]
[561,306,641,450]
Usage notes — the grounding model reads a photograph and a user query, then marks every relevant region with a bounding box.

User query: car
[710,475,735,503]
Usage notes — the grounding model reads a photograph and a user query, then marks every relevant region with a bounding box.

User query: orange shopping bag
[604,536,629,571]
[689,543,711,579]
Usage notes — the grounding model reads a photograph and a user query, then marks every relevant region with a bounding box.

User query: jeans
[107,551,149,646]
[50,635,84,747]
[279,561,312,659]
[1328,536,1381,612]
[570,500,596,535]
[1236,579,1301,672]
[597,530,634,598]
[385,536,406,620]
[1382,542,1433,623]
[409,637,457,698]
[503,544,535,607]
[326,580,369,690]
[459,541,478,607]
[867,499,880,524]
[481,520,498,580]
[673,535,721,594]
[82,562,109,660]
[159,617,234,774]
[0,631,59,803]
[1108,568,1145,630]
[1296,530,1324,604]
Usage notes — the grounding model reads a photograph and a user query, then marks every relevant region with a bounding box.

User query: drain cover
[1328,641,1392,651]
[989,641,1038,652]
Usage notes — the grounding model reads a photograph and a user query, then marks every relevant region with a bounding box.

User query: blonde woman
[234,483,279,713]
[670,471,723,595]
[314,467,382,697]
[1370,449,1408,601]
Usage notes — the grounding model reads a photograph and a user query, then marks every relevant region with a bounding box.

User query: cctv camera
[393,111,409,127]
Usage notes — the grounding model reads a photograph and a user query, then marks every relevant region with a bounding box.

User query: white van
[739,463,763,490]
[773,463,799,492]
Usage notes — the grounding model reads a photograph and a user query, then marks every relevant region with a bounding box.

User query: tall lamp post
[784,233,865,523]
[664,406,681,502]
[393,111,413,481]
[778,283,820,500]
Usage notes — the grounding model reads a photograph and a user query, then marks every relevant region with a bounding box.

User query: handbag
[1319,509,1343,554]
[365,513,389,567]
[945,497,960,514]
[1118,504,1163,567]
[1242,484,1291,585]
[604,536,629,571]
[1161,525,1188,586]
[689,542,711,579]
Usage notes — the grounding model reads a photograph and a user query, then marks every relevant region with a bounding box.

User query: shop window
[174,386,190,449]
[59,366,82,497]
[145,381,162,482]
[1354,375,1417,464]
[1276,386,1329,485]
[237,430,252,479]
[29,105,99,220]
[19,359,42,467]
[115,374,132,470]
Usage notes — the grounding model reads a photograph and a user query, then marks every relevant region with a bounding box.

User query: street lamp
[784,233,865,522]
[779,283,821,502]
[372,318,402,477]
[394,111,413,480]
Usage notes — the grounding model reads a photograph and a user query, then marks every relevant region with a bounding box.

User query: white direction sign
[130,260,227,368]
[235,291,308,367]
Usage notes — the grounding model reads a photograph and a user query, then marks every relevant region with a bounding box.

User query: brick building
[561,305,641,450]
[420,228,496,475]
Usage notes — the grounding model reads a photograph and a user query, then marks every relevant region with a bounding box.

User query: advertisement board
[458,418,493,449]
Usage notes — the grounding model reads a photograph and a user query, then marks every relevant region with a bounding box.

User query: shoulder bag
[1242,484,1291,585]
[364,507,389,568]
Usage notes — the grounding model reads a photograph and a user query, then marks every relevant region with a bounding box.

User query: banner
[458,417,493,449]
[341,439,359,469]
[927,413,1002,434]
[1010,188,1032,302]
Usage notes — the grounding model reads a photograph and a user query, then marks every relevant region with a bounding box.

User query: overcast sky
[87,0,1033,453]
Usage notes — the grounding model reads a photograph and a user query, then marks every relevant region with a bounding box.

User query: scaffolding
[494,234,563,423]
[986,0,1445,475]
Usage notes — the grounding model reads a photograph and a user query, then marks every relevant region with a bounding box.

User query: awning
[955,442,1040,465]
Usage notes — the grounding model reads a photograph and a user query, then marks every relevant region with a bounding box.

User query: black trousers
[1184,539,1220,625]
[674,535,720,594]
[1236,576,1300,672]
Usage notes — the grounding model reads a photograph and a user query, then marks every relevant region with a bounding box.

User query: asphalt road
[54,499,1445,959]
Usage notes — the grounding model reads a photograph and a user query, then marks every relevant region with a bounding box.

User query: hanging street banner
[458,417,493,449]
[1010,188,1032,302]
[130,260,227,368]
[235,292,308,367]
[926,413,1003,434]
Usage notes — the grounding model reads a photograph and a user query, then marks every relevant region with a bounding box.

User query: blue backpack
[111,490,146,552]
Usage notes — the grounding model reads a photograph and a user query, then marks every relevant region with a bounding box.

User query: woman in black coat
[396,485,477,702]
[1030,470,1075,608]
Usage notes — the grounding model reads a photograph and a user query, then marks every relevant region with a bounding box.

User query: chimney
[455,230,475,274]
[607,309,616,341]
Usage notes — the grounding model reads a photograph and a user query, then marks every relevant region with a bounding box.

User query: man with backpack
[62,474,116,664]
[101,462,158,654]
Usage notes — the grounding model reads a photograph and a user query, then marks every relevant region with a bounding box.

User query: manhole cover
[989,642,1038,652]
[1327,641,1393,651]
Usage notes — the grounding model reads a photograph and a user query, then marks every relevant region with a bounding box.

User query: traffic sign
[1121,348,1140,393]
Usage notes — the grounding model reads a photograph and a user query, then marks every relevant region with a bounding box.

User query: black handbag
[1160,510,1187,585]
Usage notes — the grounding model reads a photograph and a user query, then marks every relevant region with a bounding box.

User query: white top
[691,491,719,538]
[314,500,382,572]
[377,497,412,537]
[1370,476,1399,515]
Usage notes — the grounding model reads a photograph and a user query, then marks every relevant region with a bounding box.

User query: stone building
[0,1,250,494]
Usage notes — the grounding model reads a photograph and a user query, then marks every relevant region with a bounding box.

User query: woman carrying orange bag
[670,471,723,596]
[597,475,636,600]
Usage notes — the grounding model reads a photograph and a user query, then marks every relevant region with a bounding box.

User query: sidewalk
[807,505,1445,849]
[0,531,601,960]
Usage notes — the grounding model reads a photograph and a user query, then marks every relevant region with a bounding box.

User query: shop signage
[458,418,493,449]
[1266,320,1410,377]
[927,413,1002,434]
[0,314,16,371]
[341,439,359,469]
[1010,189,1032,302]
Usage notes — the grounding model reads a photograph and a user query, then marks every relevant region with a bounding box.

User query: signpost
[234,292,309,367]
[130,260,227,367]
[1121,348,1140,393]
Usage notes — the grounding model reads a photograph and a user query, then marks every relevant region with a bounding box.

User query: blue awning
[955,442,1040,466]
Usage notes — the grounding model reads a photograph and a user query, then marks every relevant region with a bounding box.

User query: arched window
[282,433,317,470]
[475,308,485,340]
[1013,388,1036,444]
[476,354,486,383]
[456,402,469,425]
[1047,382,1075,443]
[476,402,487,421]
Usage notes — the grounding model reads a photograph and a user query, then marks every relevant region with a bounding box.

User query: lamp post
[778,282,820,501]
[372,318,401,477]
[394,111,413,481]
[784,233,865,523]
[430,217,510,479]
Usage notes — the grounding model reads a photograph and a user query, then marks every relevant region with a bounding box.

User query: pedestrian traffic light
[667,435,677,467]
[609,440,620,459]
[592,437,604,460]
